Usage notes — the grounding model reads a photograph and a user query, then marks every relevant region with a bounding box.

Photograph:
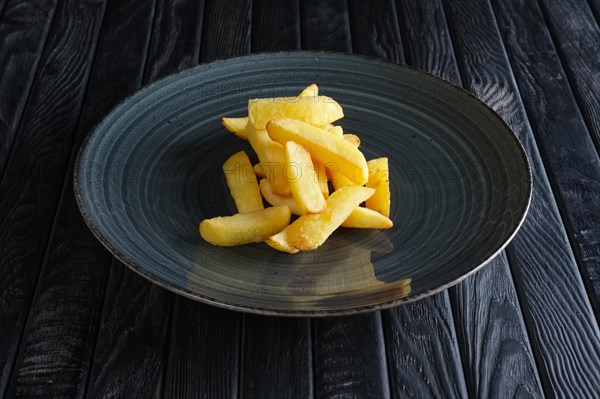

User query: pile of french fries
[199,84,392,254]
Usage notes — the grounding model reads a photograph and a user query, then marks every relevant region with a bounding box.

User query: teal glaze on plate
[74,52,532,316]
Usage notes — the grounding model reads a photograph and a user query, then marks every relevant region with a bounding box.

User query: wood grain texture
[349,0,403,63]
[251,0,300,52]
[240,317,312,399]
[85,263,172,399]
[144,0,204,81]
[444,0,600,396]
[0,0,58,178]
[348,1,471,397]
[160,2,246,397]
[397,1,544,397]
[0,0,106,395]
[164,299,240,399]
[300,0,352,52]
[535,0,600,312]
[3,0,159,397]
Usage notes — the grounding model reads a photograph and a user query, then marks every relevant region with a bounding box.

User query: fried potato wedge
[253,163,266,178]
[267,119,368,185]
[325,164,358,191]
[221,117,248,139]
[223,151,263,213]
[246,123,291,195]
[343,134,360,148]
[266,186,375,252]
[341,207,393,229]
[365,157,390,217]
[314,162,329,198]
[325,125,344,137]
[248,96,344,130]
[285,141,327,214]
[298,83,318,97]
[200,206,291,247]
[259,179,304,215]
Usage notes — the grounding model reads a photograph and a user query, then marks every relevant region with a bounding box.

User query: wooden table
[1,0,600,397]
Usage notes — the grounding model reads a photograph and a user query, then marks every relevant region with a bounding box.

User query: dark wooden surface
[0,0,599,397]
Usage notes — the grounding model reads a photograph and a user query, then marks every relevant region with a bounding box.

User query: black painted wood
[300,0,351,52]
[589,0,600,21]
[0,0,58,178]
[161,2,247,397]
[2,0,158,397]
[536,0,600,314]
[0,0,106,395]
[444,0,600,396]
[396,1,544,397]
[251,0,300,52]
[349,1,471,397]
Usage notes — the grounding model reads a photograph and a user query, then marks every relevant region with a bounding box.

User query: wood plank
[161,1,247,398]
[535,0,600,314]
[349,0,404,63]
[395,1,544,397]
[349,2,470,397]
[144,0,204,81]
[2,0,158,397]
[300,0,351,52]
[444,0,600,396]
[0,0,58,178]
[251,0,300,51]
[0,0,106,395]
[236,3,313,398]
[240,317,312,398]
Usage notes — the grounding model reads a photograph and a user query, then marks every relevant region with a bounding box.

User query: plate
[74,52,531,316]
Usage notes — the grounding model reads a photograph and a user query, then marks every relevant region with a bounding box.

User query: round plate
[74,52,531,316]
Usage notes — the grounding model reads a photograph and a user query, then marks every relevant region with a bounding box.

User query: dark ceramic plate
[74,52,531,316]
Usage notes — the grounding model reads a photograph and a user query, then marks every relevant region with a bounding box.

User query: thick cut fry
[365,158,390,217]
[266,186,375,252]
[200,206,291,247]
[259,179,304,215]
[267,119,368,185]
[326,125,344,137]
[298,83,318,97]
[284,141,326,214]
[248,96,343,130]
[221,117,248,140]
[253,163,266,178]
[223,151,263,213]
[341,207,393,229]
[245,123,291,195]
[343,134,360,148]
[325,165,358,191]
[314,162,329,198]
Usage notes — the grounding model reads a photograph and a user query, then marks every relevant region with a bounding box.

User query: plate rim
[73,51,533,317]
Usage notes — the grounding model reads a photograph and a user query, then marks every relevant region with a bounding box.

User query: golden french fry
[341,207,393,229]
[267,119,368,185]
[259,179,304,215]
[245,123,291,195]
[325,125,344,137]
[366,158,390,217]
[314,162,329,198]
[325,165,358,191]
[248,96,343,130]
[285,141,326,214]
[343,134,360,148]
[298,83,318,97]
[266,186,375,252]
[200,206,291,246]
[253,163,266,178]
[223,151,263,213]
[221,117,248,140]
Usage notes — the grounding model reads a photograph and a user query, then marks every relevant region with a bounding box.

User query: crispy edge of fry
[298,83,318,97]
[343,134,360,148]
[253,163,266,178]
[199,205,291,247]
[223,150,264,213]
[221,117,248,140]
[365,157,391,217]
[341,207,393,229]
[259,179,304,215]
[284,141,327,214]
[314,162,329,199]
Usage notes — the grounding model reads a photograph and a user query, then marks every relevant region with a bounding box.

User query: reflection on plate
[74,52,531,316]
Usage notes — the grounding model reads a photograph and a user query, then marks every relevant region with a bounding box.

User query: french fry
[267,119,368,185]
[341,207,393,229]
[249,96,344,130]
[221,117,248,140]
[343,134,360,148]
[245,123,291,195]
[314,162,329,198]
[223,151,263,213]
[253,163,266,178]
[259,179,304,215]
[365,158,390,217]
[200,206,291,247]
[285,141,327,214]
[266,186,375,252]
[326,125,344,137]
[298,83,318,97]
